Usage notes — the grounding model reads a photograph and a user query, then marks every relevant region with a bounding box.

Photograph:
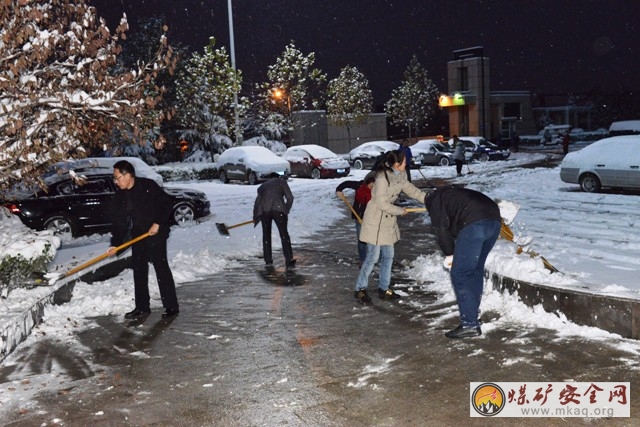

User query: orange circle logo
[471,383,505,416]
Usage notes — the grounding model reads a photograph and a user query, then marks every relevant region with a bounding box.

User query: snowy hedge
[155,163,218,182]
[0,209,60,297]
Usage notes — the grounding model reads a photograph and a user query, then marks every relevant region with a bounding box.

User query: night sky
[91,0,639,105]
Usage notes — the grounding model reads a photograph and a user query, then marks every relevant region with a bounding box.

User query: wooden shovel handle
[500,222,559,273]
[337,192,363,224]
[405,207,427,213]
[61,232,151,279]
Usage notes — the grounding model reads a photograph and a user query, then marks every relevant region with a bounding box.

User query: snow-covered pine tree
[0,0,175,194]
[254,42,326,142]
[386,55,440,139]
[326,66,373,150]
[174,37,246,159]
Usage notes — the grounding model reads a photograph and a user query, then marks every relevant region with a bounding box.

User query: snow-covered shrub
[0,208,60,297]
[154,163,218,182]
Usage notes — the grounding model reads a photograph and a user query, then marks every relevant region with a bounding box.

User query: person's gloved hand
[443,255,453,271]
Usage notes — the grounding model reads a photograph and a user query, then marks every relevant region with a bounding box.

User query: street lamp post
[273,88,293,145]
[273,88,291,114]
[227,0,242,144]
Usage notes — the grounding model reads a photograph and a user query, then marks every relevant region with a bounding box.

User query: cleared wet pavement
[1,191,639,426]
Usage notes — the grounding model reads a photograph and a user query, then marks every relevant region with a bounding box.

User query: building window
[457,67,468,91]
[503,103,521,120]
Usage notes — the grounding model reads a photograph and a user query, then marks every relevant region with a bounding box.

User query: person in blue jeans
[424,186,502,338]
[354,150,427,304]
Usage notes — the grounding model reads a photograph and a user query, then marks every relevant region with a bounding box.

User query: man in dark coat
[253,173,295,268]
[400,140,413,182]
[424,186,502,338]
[108,160,179,319]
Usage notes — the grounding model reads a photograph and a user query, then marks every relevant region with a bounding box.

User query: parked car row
[447,136,511,162]
[2,157,211,240]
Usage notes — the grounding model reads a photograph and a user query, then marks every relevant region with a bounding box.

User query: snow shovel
[417,167,429,182]
[465,161,474,175]
[216,219,254,236]
[500,222,559,273]
[337,192,362,224]
[42,232,152,285]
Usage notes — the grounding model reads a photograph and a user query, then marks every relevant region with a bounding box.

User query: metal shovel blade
[216,222,230,236]
[216,219,253,236]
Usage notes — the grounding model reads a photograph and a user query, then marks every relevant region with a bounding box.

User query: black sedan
[3,171,210,239]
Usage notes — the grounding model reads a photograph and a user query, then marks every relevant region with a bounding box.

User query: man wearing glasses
[108,160,179,319]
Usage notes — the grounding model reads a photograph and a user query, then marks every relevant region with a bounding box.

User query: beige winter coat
[359,170,427,246]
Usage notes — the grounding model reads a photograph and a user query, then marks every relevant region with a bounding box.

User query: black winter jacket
[110,177,173,246]
[253,177,294,225]
[424,186,501,255]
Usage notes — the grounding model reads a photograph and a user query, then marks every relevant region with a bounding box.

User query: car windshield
[298,145,337,159]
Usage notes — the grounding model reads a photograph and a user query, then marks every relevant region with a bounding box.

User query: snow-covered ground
[4,146,640,415]
[3,148,640,363]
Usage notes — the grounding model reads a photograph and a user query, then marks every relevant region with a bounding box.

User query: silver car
[217,146,291,185]
[559,135,640,192]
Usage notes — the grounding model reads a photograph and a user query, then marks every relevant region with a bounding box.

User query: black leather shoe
[124,308,151,319]
[378,288,401,300]
[445,324,482,339]
[162,308,180,318]
[285,259,297,269]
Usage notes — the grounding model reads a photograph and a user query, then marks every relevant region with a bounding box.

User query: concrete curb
[0,256,130,363]
[490,273,640,339]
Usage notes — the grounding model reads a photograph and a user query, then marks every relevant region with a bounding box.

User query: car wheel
[480,153,489,162]
[248,171,258,185]
[353,159,364,170]
[439,157,450,166]
[311,168,321,179]
[219,169,229,183]
[172,202,195,225]
[580,173,601,193]
[44,216,74,240]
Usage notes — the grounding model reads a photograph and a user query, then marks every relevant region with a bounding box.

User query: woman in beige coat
[354,150,427,304]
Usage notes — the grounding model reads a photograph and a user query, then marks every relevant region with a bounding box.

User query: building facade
[290,111,387,154]
[439,46,537,139]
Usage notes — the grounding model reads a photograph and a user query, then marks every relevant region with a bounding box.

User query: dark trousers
[131,235,178,311]
[261,211,293,265]
[405,165,412,182]
[455,159,464,175]
[450,220,501,327]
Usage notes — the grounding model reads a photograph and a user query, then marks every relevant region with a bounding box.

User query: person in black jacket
[253,173,295,268]
[107,160,179,319]
[424,186,502,338]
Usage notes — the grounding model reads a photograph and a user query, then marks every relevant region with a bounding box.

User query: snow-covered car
[283,144,350,179]
[217,146,291,185]
[449,136,510,162]
[411,139,454,166]
[46,157,164,186]
[560,135,640,193]
[2,169,210,239]
[539,124,571,145]
[348,140,399,170]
